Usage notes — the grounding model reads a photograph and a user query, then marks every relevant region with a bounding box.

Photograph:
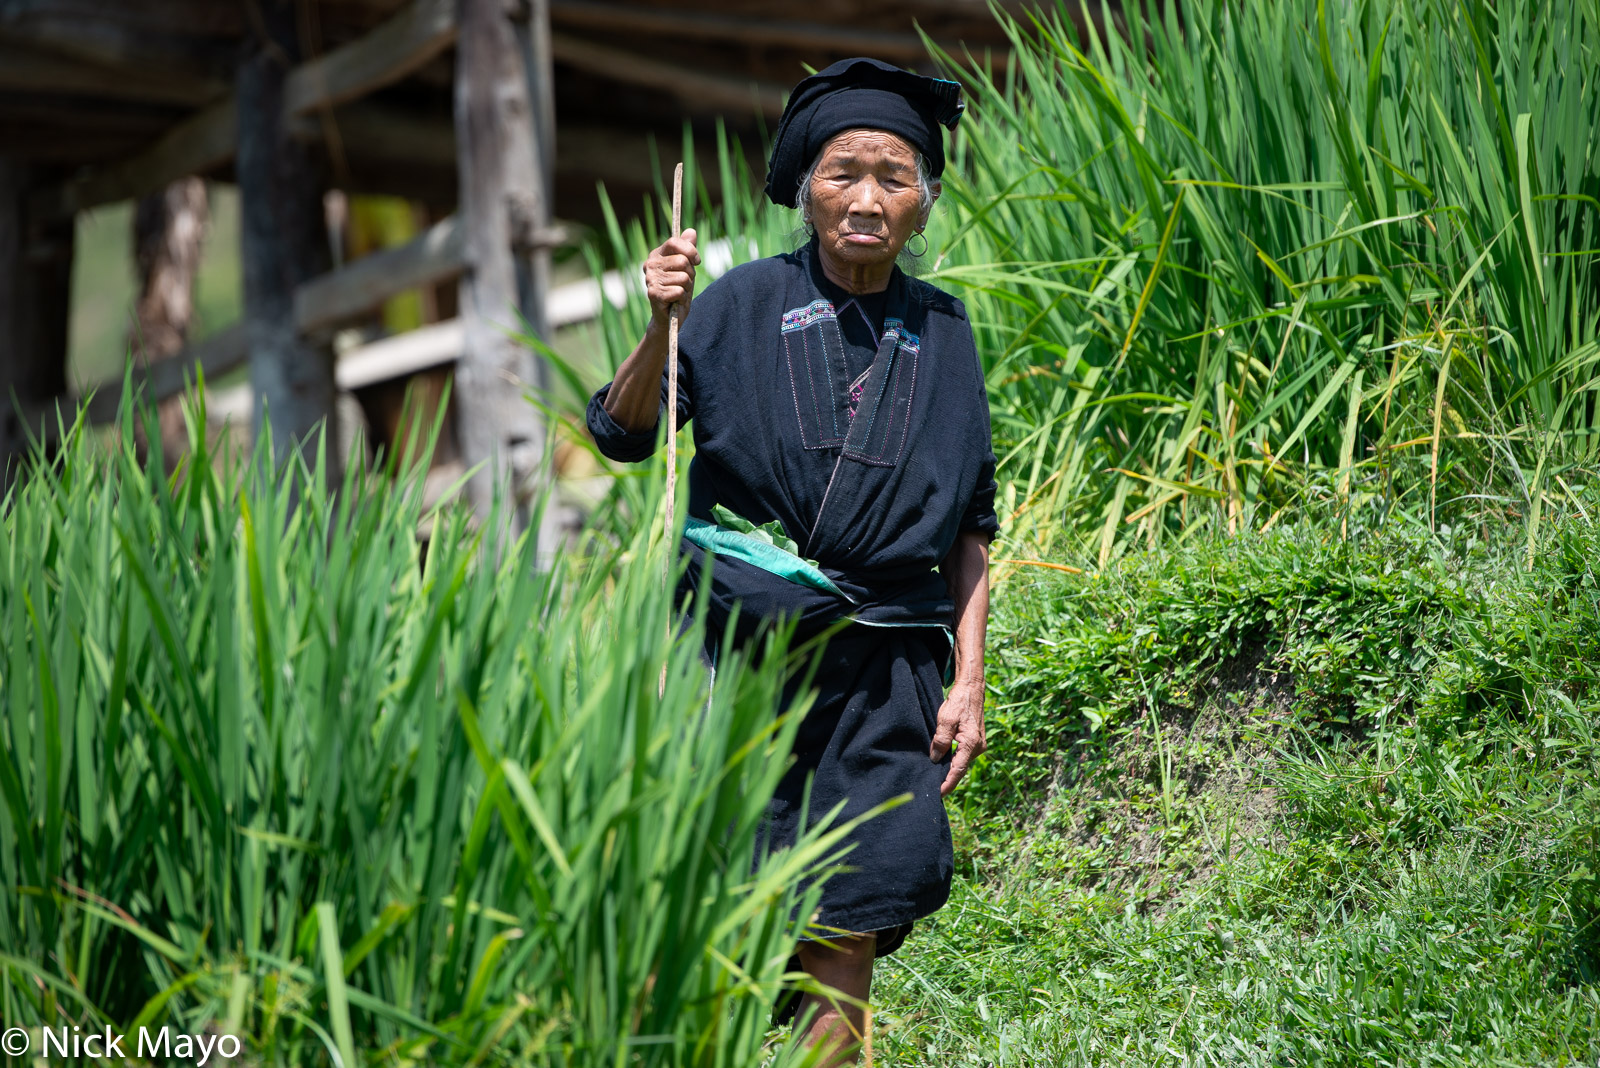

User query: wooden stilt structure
[0,0,1034,519]
[0,0,560,536]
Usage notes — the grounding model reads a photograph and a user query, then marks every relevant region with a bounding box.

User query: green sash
[681,507,853,601]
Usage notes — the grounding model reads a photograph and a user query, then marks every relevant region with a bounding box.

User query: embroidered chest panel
[781,299,920,467]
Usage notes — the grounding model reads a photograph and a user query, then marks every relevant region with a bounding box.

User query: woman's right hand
[643,229,700,328]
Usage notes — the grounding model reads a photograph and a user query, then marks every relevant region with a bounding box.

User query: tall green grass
[936,0,1600,561]
[0,393,846,1066]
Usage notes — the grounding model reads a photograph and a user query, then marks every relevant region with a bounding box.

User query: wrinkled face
[804,128,931,270]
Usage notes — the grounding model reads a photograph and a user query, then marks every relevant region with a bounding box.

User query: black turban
[764,57,964,209]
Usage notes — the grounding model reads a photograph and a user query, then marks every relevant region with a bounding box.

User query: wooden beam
[293,213,563,336]
[283,0,456,116]
[528,0,556,214]
[305,102,457,170]
[51,101,234,215]
[0,40,228,105]
[550,33,787,117]
[295,215,465,335]
[549,1,934,60]
[336,318,463,390]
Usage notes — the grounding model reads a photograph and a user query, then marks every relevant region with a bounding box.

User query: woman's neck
[815,243,894,294]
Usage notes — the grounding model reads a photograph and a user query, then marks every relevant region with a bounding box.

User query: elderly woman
[586,58,996,1064]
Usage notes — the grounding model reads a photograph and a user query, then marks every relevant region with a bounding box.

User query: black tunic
[587,239,998,949]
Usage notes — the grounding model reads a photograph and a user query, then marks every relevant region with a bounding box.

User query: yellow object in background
[347,196,428,335]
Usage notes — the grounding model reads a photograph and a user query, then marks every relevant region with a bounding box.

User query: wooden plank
[0,5,239,85]
[0,40,227,105]
[550,33,786,117]
[295,216,465,335]
[335,318,463,389]
[307,102,457,169]
[53,100,234,214]
[283,0,456,116]
[528,0,555,205]
[293,214,564,336]
[549,1,933,59]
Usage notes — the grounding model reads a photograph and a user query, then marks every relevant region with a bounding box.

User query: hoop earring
[907,231,928,257]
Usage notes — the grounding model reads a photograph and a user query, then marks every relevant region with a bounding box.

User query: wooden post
[130,176,209,465]
[454,0,557,555]
[0,158,74,480]
[237,0,338,477]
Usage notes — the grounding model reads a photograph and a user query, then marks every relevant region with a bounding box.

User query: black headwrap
[764,57,964,209]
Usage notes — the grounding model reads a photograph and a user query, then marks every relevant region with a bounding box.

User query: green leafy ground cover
[869,515,1600,1065]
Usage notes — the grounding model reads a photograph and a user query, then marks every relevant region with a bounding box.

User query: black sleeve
[584,336,696,464]
[951,298,1000,542]
[960,450,1001,541]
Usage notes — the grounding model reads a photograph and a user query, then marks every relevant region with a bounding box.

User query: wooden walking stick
[660,162,684,695]
[664,163,684,581]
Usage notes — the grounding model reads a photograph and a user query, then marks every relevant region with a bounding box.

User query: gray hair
[796,148,937,269]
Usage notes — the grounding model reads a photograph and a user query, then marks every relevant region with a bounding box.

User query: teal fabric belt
[682,516,852,600]
[682,509,956,683]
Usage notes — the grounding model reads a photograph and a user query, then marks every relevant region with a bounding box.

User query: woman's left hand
[931,680,986,796]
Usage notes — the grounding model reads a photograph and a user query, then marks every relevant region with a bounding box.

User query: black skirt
[759,623,955,955]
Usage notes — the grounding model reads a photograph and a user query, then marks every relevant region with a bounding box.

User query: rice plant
[932,0,1600,561]
[0,389,848,1066]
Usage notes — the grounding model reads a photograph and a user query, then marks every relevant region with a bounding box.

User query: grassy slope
[871,515,1599,1066]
